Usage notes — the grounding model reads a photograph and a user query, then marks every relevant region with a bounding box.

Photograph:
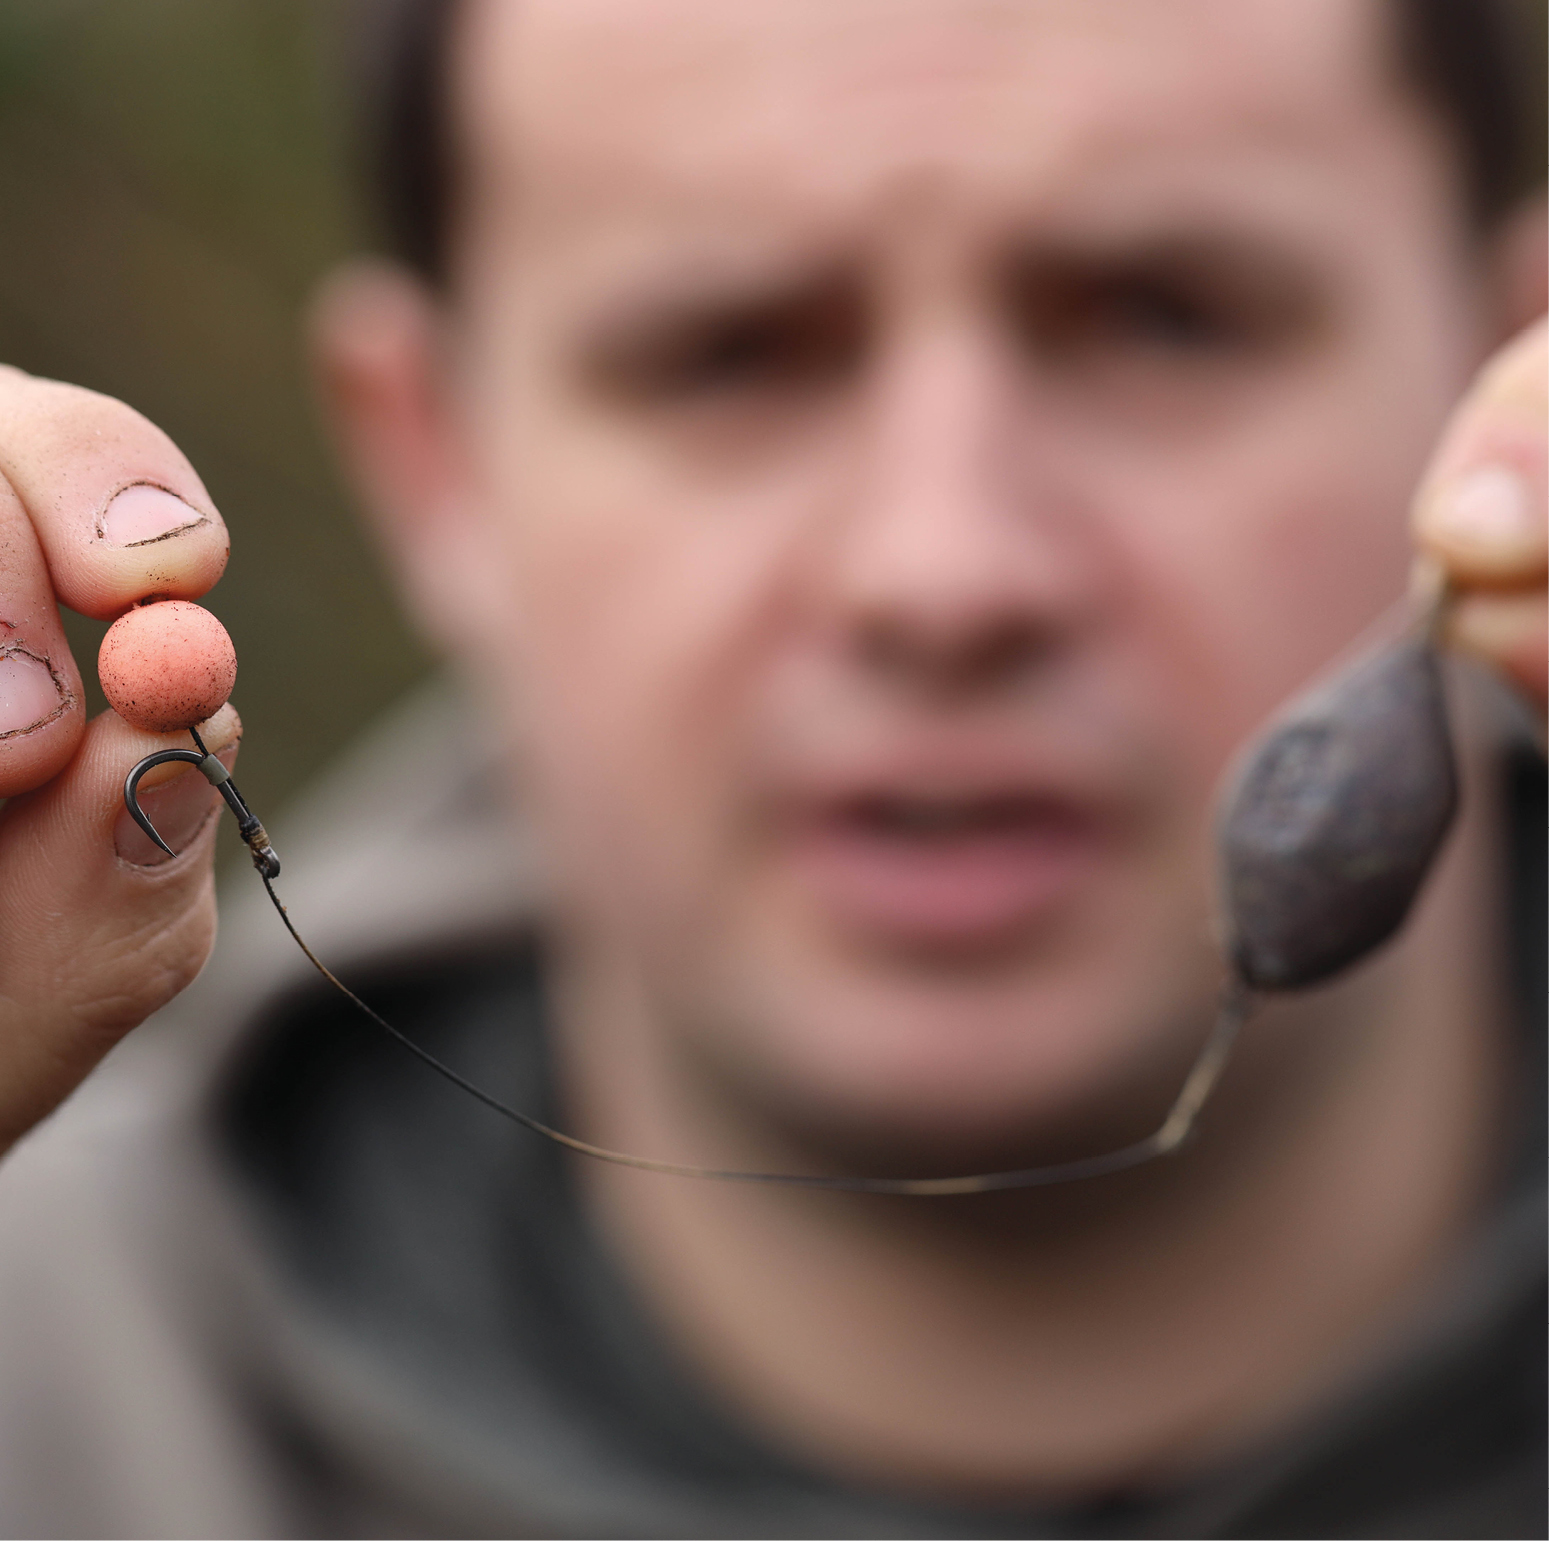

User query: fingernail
[0,649,66,737]
[1426,465,1540,553]
[99,484,207,547]
[114,764,218,866]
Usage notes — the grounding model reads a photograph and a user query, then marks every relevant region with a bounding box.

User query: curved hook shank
[124,733,282,878]
[123,749,208,857]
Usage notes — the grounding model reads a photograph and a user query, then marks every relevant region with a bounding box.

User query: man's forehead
[455,0,1418,247]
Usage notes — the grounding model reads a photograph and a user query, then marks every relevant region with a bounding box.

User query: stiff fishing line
[125,725,1255,1195]
[266,865,1252,1195]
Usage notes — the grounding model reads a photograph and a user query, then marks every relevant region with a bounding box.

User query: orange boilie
[98,600,236,734]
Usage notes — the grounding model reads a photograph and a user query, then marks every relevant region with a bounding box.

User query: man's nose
[821,326,1102,698]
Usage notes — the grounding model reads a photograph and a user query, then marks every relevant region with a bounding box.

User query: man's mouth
[787,787,1107,950]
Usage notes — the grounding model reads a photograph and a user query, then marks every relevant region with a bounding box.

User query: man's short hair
[348,0,1547,287]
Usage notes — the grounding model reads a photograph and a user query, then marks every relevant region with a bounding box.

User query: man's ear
[1489,192,1548,339]
[308,260,496,657]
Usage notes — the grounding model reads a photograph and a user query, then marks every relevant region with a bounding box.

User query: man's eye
[660,316,818,392]
[588,289,865,405]
[1019,274,1248,361]
[1098,279,1238,351]
[1006,256,1317,374]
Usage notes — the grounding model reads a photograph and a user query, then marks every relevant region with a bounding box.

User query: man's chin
[686,941,1221,1166]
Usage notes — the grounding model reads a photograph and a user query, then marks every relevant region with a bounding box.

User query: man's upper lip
[770,742,1128,827]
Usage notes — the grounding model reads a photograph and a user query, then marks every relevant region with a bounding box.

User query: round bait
[99,599,237,734]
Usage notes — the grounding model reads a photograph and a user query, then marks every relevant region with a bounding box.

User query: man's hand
[0,367,234,1154]
[1413,318,1547,710]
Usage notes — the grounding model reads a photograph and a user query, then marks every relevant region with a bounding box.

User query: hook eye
[122,748,211,859]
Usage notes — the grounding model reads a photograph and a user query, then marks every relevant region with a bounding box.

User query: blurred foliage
[0,0,432,835]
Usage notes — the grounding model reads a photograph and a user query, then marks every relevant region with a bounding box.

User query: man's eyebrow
[566,248,859,341]
[1005,221,1344,284]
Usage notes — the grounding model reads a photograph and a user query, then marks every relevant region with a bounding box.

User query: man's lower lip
[786,821,1103,946]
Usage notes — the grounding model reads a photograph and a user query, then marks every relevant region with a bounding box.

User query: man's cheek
[513,622,740,924]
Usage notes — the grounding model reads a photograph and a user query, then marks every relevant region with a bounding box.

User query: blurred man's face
[440,0,1490,1155]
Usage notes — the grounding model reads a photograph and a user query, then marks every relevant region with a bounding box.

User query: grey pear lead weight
[1218,622,1459,992]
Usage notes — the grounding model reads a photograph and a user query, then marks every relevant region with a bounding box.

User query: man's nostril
[856,613,1049,694]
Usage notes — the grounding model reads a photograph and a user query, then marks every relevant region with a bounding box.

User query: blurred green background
[0,0,431,838]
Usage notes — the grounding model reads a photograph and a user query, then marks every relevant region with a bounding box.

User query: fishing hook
[123,726,280,879]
